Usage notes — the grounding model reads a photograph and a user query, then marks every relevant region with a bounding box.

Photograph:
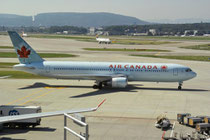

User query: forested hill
[0,12,149,27]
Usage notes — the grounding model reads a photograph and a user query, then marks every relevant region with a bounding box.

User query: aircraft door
[173,68,178,76]
[45,66,50,73]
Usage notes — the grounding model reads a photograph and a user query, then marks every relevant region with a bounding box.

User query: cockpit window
[185,68,192,72]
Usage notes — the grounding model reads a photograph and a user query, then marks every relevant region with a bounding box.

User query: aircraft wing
[0,99,106,123]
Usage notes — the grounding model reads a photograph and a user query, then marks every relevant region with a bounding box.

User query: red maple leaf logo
[17,46,31,58]
[161,65,168,70]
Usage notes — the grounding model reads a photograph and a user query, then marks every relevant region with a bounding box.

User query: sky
[0,0,210,21]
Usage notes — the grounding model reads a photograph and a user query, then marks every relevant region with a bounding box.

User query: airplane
[21,31,28,37]
[8,31,196,90]
[0,99,105,124]
[96,36,111,44]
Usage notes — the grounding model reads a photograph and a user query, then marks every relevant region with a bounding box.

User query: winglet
[93,99,106,111]
[98,99,106,108]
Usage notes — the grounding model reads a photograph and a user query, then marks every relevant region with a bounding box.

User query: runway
[0,35,210,139]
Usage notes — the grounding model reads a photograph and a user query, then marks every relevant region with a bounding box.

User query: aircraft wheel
[98,82,103,89]
[178,82,183,90]
[93,85,98,89]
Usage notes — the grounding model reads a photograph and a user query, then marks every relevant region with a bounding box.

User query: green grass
[180,44,210,50]
[84,48,169,52]
[159,36,210,41]
[0,52,17,58]
[79,38,173,45]
[0,70,47,79]
[130,54,210,62]
[30,34,97,43]
[30,34,210,41]
[39,53,76,58]
[125,36,210,41]
[0,32,7,35]
[30,34,95,40]
[112,39,174,45]
[0,52,77,58]
[0,46,13,49]
[77,39,97,42]
[0,62,18,68]
[29,34,177,45]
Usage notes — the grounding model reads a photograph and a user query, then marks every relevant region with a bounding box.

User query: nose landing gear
[178,82,183,90]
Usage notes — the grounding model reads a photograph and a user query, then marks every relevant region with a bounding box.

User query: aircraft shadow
[71,86,208,98]
[0,137,25,140]
[18,82,208,98]
[0,127,56,136]
[19,82,92,90]
[18,82,145,90]
[71,85,138,98]
[136,87,208,92]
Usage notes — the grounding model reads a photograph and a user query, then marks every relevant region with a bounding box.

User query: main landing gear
[178,82,183,90]
[93,82,103,89]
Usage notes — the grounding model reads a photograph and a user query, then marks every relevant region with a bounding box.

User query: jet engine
[107,77,128,88]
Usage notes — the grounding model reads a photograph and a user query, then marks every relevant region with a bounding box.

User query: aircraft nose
[191,72,197,78]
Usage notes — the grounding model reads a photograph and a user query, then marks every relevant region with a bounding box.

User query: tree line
[104,23,210,35]
[0,23,210,36]
[0,26,88,34]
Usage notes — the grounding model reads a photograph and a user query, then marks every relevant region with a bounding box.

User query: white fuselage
[8,31,197,89]
[14,61,197,83]
[96,38,111,44]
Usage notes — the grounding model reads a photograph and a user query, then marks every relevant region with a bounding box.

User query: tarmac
[0,35,210,139]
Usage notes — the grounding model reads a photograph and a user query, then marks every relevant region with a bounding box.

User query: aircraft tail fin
[8,31,44,64]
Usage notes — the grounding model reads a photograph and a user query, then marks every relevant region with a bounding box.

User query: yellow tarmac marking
[20,90,54,105]
[6,90,44,105]
[6,87,64,105]
[44,86,65,89]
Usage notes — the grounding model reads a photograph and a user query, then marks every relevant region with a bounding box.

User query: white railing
[64,113,88,140]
